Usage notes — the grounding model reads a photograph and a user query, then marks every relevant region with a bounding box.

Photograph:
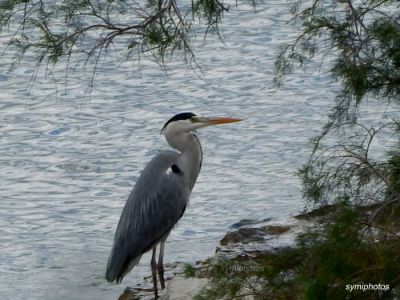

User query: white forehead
[164,119,193,134]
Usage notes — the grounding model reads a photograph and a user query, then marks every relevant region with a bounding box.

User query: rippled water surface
[0,2,339,299]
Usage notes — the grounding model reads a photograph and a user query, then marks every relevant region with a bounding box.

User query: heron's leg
[151,245,159,299]
[158,240,166,289]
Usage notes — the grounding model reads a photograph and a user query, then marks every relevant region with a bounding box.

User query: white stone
[160,277,208,300]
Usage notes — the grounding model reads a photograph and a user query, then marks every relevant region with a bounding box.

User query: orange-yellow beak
[203,117,242,126]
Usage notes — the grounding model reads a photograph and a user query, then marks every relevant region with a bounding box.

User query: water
[0,2,339,299]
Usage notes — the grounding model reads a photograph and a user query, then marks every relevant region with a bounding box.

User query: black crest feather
[161,112,197,132]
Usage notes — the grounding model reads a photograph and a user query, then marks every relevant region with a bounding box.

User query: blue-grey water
[0,2,343,299]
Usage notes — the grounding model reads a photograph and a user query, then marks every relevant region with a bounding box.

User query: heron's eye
[190,116,200,123]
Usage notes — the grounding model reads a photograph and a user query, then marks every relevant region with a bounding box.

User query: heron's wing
[106,151,188,283]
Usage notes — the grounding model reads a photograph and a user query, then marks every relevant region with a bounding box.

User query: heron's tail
[105,245,141,283]
[105,247,122,283]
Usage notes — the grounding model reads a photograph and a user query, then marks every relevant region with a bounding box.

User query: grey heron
[105,112,241,299]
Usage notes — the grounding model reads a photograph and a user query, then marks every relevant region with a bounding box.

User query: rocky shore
[117,206,334,300]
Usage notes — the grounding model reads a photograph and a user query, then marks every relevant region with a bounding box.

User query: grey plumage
[105,112,241,299]
[105,151,188,282]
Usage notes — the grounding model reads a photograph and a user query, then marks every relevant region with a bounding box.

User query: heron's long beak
[202,117,242,126]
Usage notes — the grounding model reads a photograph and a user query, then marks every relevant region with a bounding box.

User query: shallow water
[0,2,341,299]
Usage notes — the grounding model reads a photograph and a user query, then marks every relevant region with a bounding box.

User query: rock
[216,215,315,260]
[229,218,272,229]
[160,277,208,300]
[220,227,266,245]
[117,287,153,300]
[266,225,292,234]
[220,225,292,245]
[121,206,337,299]
[294,204,339,221]
[116,262,208,300]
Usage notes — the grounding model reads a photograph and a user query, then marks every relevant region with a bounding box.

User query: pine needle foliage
[188,1,400,299]
[0,0,233,87]
[275,0,400,125]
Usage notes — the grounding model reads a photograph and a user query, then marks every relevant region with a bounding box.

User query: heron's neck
[177,133,203,191]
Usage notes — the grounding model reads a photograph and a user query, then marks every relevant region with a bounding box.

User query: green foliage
[183,263,197,278]
[297,202,400,300]
[189,2,400,298]
[275,0,400,124]
[386,124,400,197]
[298,121,396,207]
[191,202,400,299]
[191,249,303,300]
[0,0,28,27]
[193,0,227,30]
[0,0,232,83]
[294,111,400,298]
[271,2,400,299]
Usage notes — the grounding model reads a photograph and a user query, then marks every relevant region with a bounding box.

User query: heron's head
[161,112,241,135]
[161,112,241,151]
